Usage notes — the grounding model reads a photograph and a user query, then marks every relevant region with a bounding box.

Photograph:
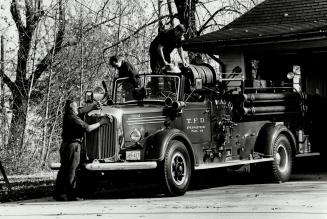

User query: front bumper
[49,161,157,171]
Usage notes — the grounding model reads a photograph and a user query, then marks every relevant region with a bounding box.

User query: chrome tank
[187,64,217,85]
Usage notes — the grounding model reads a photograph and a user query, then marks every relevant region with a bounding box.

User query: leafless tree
[0,0,65,163]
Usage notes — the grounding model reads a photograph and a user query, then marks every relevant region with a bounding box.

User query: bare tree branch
[0,69,16,92]
[197,6,229,35]
[103,15,170,52]
[198,2,218,26]
[31,0,65,82]
[10,0,26,41]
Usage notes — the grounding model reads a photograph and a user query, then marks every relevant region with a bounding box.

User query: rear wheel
[162,140,191,196]
[269,134,292,182]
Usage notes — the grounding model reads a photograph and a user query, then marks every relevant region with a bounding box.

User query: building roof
[183,0,327,52]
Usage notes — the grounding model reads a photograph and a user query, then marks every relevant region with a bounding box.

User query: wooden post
[0,161,12,193]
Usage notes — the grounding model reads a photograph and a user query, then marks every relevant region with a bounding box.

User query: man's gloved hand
[99,115,113,125]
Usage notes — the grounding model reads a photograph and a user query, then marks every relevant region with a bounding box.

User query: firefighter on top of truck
[149,24,188,74]
[110,55,140,101]
[109,55,139,87]
[54,100,111,201]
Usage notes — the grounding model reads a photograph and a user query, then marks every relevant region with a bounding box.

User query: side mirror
[85,91,93,103]
[195,78,203,90]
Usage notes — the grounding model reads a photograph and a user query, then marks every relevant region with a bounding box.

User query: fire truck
[51,63,319,196]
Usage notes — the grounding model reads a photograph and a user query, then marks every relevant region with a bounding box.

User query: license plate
[126,151,141,161]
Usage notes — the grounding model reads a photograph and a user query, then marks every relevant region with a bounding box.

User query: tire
[162,140,192,196]
[269,134,292,182]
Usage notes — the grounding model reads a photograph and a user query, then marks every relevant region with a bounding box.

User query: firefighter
[149,24,188,74]
[110,56,140,101]
[54,100,110,201]
[109,55,139,87]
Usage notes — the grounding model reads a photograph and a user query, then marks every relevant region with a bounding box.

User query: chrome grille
[84,115,116,160]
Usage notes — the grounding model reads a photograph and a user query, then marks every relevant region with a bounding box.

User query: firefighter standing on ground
[54,100,110,201]
[149,24,188,74]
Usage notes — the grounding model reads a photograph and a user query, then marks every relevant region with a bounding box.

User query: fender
[254,123,296,156]
[144,128,195,164]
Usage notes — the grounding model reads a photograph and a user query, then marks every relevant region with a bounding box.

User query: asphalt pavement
[0,156,326,219]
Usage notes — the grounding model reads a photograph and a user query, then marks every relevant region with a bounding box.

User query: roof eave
[183,30,327,53]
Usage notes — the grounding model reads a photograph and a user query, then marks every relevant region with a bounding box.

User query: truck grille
[84,115,117,160]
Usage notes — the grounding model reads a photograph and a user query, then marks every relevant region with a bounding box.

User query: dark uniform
[116,60,139,101]
[117,60,139,87]
[149,29,183,74]
[55,104,94,201]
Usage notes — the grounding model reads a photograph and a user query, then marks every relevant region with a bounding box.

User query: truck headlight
[130,129,142,142]
[93,86,105,101]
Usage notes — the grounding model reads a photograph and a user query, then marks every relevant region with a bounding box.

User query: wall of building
[218,49,245,92]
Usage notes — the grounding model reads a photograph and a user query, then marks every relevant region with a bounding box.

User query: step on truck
[51,63,320,196]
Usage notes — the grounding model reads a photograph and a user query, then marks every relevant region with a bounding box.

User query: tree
[0,0,65,159]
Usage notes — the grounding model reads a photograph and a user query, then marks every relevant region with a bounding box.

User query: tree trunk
[174,0,196,38]
[174,0,197,61]
[41,70,52,165]
[8,91,28,161]
[4,0,65,169]
[43,96,62,167]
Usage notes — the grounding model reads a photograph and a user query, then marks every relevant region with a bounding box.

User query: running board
[194,158,274,170]
[295,152,320,158]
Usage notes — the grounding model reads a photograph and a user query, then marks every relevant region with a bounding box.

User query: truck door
[182,102,211,143]
[181,93,211,144]
[178,97,211,165]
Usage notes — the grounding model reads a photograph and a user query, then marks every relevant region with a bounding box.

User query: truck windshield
[114,75,180,104]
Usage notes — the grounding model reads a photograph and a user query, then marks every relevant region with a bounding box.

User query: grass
[0,171,57,202]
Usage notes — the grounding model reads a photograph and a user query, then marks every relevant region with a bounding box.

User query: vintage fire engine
[51,63,319,196]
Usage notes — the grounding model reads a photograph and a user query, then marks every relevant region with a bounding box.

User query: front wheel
[162,140,192,196]
[269,134,293,182]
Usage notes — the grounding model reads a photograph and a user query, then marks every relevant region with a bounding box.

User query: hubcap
[171,152,186,186]
[276,143,288,174]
